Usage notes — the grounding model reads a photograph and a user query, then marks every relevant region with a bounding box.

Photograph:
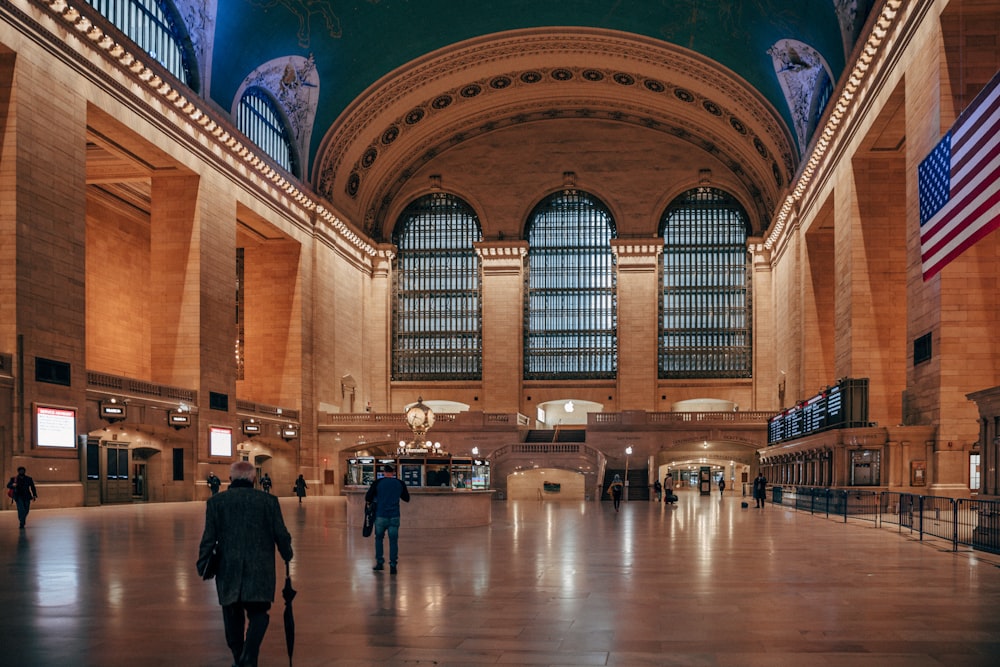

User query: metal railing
[770,486,1000,555]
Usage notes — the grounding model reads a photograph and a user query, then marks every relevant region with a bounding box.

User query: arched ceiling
[207,1,876,237]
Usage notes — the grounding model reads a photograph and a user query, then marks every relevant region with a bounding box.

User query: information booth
[345,455,493,528]
[345,398,494,527]
[347,456,491,490]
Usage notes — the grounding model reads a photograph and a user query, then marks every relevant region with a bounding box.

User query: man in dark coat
[752,472,768,508]
[208,472,222,495]
[198,461,293,667]
[7,466,38,528]
[365,463,409,574]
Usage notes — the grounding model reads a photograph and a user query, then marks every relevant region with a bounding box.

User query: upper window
[237,88,300,177]
[392,193,483,381]
[659,188,751,378]
[524,190,617,379]
[85,0,198,90]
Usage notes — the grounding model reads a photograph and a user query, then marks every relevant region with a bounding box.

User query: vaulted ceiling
[204,1,875,239]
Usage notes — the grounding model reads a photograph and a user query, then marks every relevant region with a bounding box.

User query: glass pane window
[524,190,617,379]
[237,88,298,176]
[85,0,196,89]
[659,188,751,378]
[392,193,483,380]
[970,453,981,491]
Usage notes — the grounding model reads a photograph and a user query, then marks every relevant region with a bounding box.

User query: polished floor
[2,490,1000,667]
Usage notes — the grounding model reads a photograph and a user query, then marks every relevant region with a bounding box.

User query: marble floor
[2,490,1000,667]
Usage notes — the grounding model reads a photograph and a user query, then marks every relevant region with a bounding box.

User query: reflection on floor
[3,490,1000,666]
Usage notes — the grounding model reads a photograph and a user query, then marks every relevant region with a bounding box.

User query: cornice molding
[13,0,377,260]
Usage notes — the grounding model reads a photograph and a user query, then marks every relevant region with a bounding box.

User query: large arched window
[525,190,617,379]
[237,88,300,177]
[392,193,483,380]
[660,188,751,378]
[85,0,198,90]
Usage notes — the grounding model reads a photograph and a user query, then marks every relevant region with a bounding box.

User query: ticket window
[850,449,880,486]
[346,458,377,486]
[470,462,490,490]
[427,463,450,487]
[451,462,472,489]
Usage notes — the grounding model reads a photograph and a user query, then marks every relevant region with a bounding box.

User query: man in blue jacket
[198,460,293,667]
[365,463,410,574]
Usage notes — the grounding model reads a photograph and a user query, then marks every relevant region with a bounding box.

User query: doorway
[132,462,147,500]
[103,443,131,503]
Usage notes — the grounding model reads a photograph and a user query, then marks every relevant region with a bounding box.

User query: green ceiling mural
[210,0,866,170]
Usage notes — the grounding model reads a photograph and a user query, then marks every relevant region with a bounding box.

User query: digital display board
[35,405,77,448]
[767,378,869,445]
[209,426,233,457]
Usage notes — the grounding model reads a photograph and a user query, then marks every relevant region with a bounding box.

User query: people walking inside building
[753,472,768,508]
[207,472,222,496]
[198,460,293,667]
[365,464,410,574]
[663,472,675,505]
[294,474,307,503]
[718,477,726,496]
[607,474,624,511]
[653,478,662,502]
[261,473,272,494]
[7,467,38,528]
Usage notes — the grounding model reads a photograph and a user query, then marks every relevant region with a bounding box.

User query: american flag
[918,71,1000,281]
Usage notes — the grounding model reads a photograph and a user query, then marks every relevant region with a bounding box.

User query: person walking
[607,474,624,512]
[198,460,293,667]
[365,464,410,574]
[752,472,768,508]
[293,474,307,503]
[7,466,38,528]
[260,473,272,494]
[663,472,675,505]
[653,478,662,502]
[207,472,222,496]
[718,477,726,496]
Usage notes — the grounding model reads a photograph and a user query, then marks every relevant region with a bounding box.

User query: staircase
[602,467,650,501]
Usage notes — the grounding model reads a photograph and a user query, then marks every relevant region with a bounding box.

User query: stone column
[366,246,394,411]
[475,241,527,414]
[611,241,661,412]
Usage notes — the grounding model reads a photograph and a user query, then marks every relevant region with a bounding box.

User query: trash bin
[771,486,782,504]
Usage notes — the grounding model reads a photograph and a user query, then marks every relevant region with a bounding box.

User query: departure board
[767,378,869,445]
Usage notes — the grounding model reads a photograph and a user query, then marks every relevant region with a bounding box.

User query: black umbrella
[282,560,296,666]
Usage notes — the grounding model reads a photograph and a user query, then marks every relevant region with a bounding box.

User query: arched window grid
[85,0,195,88]
[237,88,299,176]
[524,191,617,379]
[391,193,483,381]
[659,187,752,379]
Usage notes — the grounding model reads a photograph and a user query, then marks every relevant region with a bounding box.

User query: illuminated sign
[209,426,233,457]
[36,405,77,448]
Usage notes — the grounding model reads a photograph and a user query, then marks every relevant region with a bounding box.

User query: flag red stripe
[923,212,1000,280]
[921,183,1000,262]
